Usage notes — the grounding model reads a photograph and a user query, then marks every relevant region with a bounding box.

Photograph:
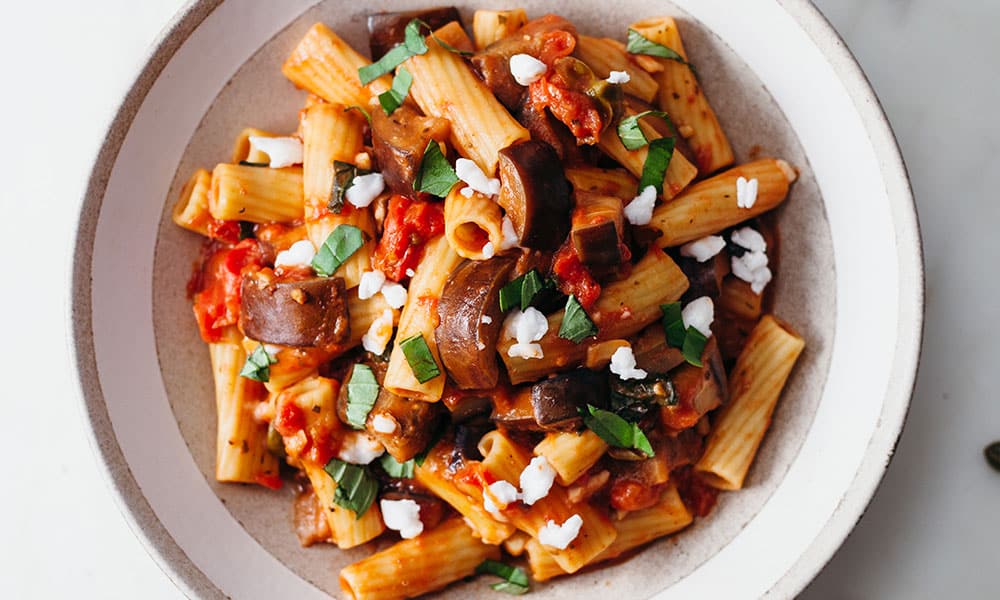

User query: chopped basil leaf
[238,221,255,240]
[379,454,415,478]
[414,420,447,467]
[583,405,655,457]
[558,294,598,343]
[638,136,675,196]
[661,303,709,367]
[399,333,441,383]
[344,104,372,125]
[329,161,368,214]
[660,302,687,348]
[617,110,676,151]
[378,66,413,115]
[358,20,428,85]
[499,274,524,312]
[239,344,277,382]
[324,458,378,518]
[682,326,707,367]
[476,560,530,595]
[414,140,458,197]
[312,224,365,277]
[520,269,546,310]
[238,160,268,167]
[345,364,379,429]
[626,28,696,74]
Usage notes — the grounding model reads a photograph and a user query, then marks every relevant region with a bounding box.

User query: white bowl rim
[67,1,924,598]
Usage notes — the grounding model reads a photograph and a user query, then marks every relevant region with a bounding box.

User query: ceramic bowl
[70,1,923,598]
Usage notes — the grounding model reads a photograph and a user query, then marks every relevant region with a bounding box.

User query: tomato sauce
[190,238,264,343]
[551,242,601,309]
[373,194,445,281]
[672,466,719,517]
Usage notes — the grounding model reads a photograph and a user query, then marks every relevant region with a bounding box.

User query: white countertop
[1,1,996,598]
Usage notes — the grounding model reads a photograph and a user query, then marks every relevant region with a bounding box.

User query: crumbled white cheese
[729,226,771,295]
[499,215,519,251]
[682,297,715,338]
[476,340,486,351]
[507,343,544,359]
[380,282,408,309]
[624,185,657,226]
[481,315,493,325]
[273,240,316,269]
[380,499,423,539]
[509,53,548,86]
[346,172,385,208]
[538,514,584,550]
[337,431,385,464]
[680,235,726,263]
[358,270,387,300]
[456,158,501,198]
[405,268,416,278]
[519,456,557,505]
[248,136,303,168]
[606,70,631,84]
[481,241,495,259]
[736,176,759,209]
[609,346,648,380]
[483,480,521,518]
[371,414,397,434]
[362,309,395,355]
[730,226,766,253]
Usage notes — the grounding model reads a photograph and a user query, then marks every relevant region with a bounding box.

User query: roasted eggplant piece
[497,140,572,250]
[367,389,447,463]
[240,272,349,347]
[609,374,675,423]
[441,386,494,424]
[629,323,685,374]
[469,14,578,111]
[530,369,608,431]
[514,100,583,163]
[571,192,625,279]
[491,386,542,431]
[661,337,728,431]
[367,7,461,60]
[372,103,451,197]
[678,252,730,303]
[435,257,515,389]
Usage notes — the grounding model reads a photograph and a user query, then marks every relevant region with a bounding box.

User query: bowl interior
[150,1,833,597]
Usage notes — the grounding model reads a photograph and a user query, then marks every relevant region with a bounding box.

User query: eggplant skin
[240,274,349,348]
[497,140,572,251]
[530,369,609,431]
[366,7,460,60]
[372,104,450,197]
[435,257,515,389]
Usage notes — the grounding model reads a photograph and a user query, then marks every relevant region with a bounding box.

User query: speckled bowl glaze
[70,1,923,598]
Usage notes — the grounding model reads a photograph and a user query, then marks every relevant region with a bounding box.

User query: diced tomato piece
[206,219,242,244]
[529,73,607,144]
[255,473,284,490]
[551,242,601,309]
[610,480,663,512]
[190,238,264,343]
[373,194,445,281]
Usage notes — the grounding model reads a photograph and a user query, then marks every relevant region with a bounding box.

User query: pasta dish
[171,7,805,599]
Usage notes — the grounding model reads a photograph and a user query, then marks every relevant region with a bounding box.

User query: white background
[0,1,997,598]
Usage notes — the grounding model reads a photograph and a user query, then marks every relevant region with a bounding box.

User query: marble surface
[0,1,996,598]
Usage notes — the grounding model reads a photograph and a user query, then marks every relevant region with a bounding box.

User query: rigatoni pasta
[173,8,805,598]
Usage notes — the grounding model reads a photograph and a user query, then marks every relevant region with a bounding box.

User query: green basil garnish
[660,302,707,367]
[626,28,697,74]
[378,66,413,115]
[379,454,415,479]
[399,333,441,383]
[345,364,379,429]
[414,140,458,197]
[617,110,676,151]
[358,20,428,85]
[638,137,675,196]
[312,224,365,277]
[558,294,597,343]
[476,559,530,595]
[582,405,654,457]
[239,344,277,382]
[323,458,378,518]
